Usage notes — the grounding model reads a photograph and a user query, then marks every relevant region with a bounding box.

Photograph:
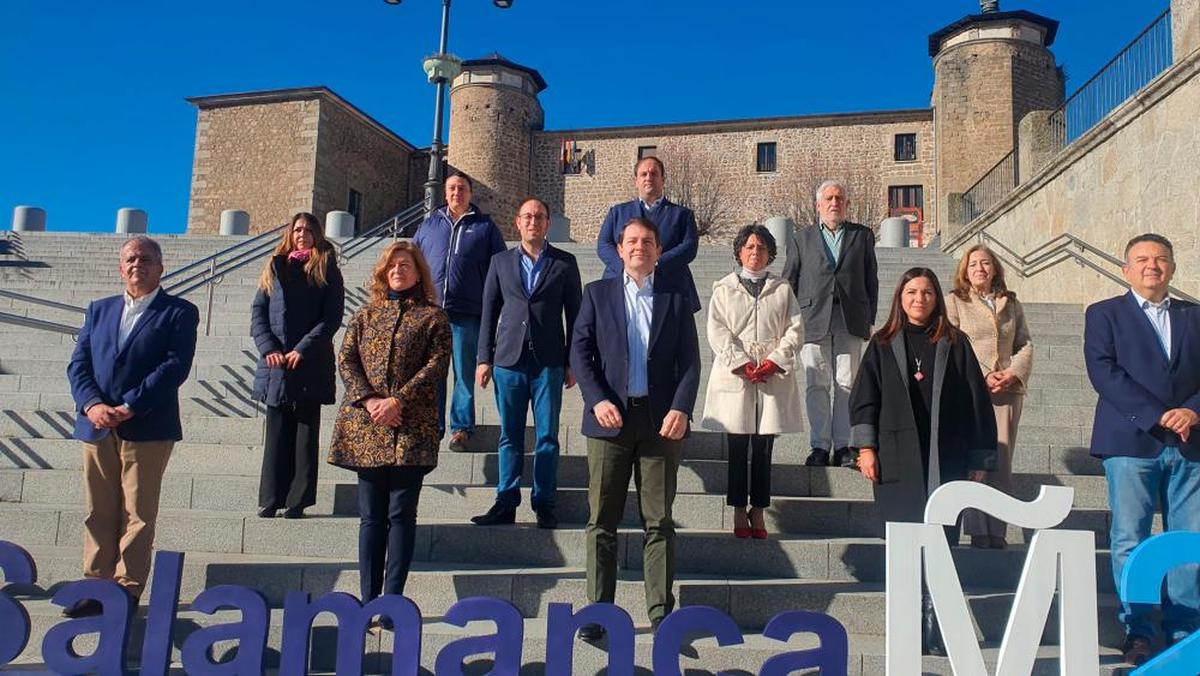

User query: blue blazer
[1084,292,1200,459]
[477,244,583,369]
[570,275,701,439]
[67,290,200,443]
[597,199,701,311]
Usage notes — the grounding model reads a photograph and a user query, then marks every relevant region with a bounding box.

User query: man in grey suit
[782,180,879,467]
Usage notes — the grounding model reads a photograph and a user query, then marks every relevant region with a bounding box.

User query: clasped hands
[736,360,783,384]
[265,350,302,370]
[1160,407,1200,442]
[364,396,402,427]
[985,369,1019,394]
[85,403,133,430]
[592,400,689,440]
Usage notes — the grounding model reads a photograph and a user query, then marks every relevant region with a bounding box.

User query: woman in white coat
[702,225,805,539]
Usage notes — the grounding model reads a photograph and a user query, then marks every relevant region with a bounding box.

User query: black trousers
[258,403,321,510]
[356,466,426,602]
[726,434,774,508]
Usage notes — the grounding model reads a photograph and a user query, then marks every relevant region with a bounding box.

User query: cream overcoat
[700,272,804,435]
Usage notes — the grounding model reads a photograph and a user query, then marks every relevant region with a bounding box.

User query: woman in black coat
[251,212,345,519]
[849,267,997,655]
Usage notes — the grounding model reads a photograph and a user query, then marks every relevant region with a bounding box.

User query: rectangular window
[347,188,363,230]
[888,185,924,210]
[756,142,777,173]
[637,145,657,160]
[894,133,918,162]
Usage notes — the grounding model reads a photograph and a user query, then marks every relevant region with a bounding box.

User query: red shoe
[734,527,752,539]
[751,528,769,540]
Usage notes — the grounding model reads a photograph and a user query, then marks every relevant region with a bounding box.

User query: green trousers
[585,401,681,622]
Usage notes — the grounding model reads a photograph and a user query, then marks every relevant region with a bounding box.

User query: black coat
[251,255,345,406]
[849,330,997,523]
[477,244,583,369]
[781,222,879,341]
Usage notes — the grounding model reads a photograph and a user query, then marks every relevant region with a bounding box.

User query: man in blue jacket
[473,197,582,529]
[596,156,701,311]
[1084,233,1200,666]
[571,217,701,640]
[65,236,199,617]
[413,172,506,450]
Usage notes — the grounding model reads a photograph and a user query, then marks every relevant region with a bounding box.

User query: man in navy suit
[65,236,199,618]
[1084,233,1200,666]
[571,217,701,640]
[473,197,582,529]
[596,155,701,311]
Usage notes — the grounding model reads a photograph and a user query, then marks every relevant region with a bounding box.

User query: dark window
[756,142,777,173]
[888,185,923,211]
[637,145,657,160]
[894,133,917,162]
[347,188,363,230]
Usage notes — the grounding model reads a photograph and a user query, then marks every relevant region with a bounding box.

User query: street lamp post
[385,0,514,218]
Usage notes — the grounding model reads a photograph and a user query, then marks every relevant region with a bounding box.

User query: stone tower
[447,53,547,237]
[930,4,1064,238]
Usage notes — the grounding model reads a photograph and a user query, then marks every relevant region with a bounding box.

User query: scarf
[288,248,312,263]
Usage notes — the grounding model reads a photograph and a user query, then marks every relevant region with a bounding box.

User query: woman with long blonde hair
[250,212,345,519]
[328,241,449,621]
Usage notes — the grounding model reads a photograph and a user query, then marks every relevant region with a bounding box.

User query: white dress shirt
[1132,289,1172,359]
[623,272,654,397]
[119,287,160,351]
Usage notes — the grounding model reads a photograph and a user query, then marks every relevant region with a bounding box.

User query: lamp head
[493,0,513,7]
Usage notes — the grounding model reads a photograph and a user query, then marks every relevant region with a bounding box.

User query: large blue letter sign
[0,540,37,665]
[1120,531,1200,675]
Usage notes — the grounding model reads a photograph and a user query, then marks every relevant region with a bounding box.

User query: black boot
[922,593,946,657]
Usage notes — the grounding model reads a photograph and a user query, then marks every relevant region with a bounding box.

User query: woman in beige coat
[702,225,804,539]
[945,244,1034,549]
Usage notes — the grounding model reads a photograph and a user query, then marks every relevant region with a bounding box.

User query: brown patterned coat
[327,296,451,470]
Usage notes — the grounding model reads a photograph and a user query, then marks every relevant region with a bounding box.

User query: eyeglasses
[517,214,548,222]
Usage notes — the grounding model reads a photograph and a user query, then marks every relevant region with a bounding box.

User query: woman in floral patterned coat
[328,240,451,620]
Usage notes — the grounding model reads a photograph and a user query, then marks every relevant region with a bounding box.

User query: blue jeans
[356,467,425,602]
[492,352,564,511]
[1104,447,1200,642]
[441,312,480,435]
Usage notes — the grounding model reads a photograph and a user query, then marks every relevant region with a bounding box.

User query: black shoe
[921,594,946,656]
[578,623,606,642]
[62,598,104,618]
[650,617,663,634]
[471,503,516,526]
[257,507,277,518]
[370,616,395,633]
[448,430,471,452]
[535,508,558,530]
[832,446,858,468]
[804,448,830,467]
[282,507,305,519]
[1121,634,1153,666]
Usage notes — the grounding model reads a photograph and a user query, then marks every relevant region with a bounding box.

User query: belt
[626,396,650,408]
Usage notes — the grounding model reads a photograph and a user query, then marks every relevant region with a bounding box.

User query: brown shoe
[448,430,470,452]
[1121,634,1152,666]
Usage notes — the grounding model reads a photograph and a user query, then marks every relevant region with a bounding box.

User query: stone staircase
[0,231,1129,672]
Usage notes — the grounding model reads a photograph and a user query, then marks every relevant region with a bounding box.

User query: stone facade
[531,112,935,246]
[447,57,546,238]
[931,13,1064,242]
[1176,0,1200,61]
[943,46,1200,303]
[186,88,418,235]
[186,98,319,235]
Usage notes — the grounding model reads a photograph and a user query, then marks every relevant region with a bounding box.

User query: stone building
[183,5,1066,245]
[185,87,425,235]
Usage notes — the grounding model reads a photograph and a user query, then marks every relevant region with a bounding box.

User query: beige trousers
[81,432,174,598]
[963,391,1024,540]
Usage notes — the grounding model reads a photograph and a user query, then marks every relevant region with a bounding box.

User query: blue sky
[0,0,1170,233]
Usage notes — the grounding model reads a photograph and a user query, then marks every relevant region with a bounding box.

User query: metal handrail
[338,203,425,264]
[958,150,1017,225]
[0,289,85,314]
[978,231,1199,303]
[0,310,79,336]
[161,222,288,284]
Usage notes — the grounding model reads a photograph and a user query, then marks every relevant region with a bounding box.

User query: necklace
[914,357,925,382]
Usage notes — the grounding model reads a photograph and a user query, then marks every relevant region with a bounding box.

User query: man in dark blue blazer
[1084,233,1200,666]
[65,236,199,617]
[571,216,701,640]
[473,197,582,529]
[596,156,701,311]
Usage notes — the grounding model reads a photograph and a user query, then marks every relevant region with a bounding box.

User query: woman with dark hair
[946,245,1034,549]
[701,224,804,539]
[849,267,997,655]
[251,212,345,519]
[328,241,450,622]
